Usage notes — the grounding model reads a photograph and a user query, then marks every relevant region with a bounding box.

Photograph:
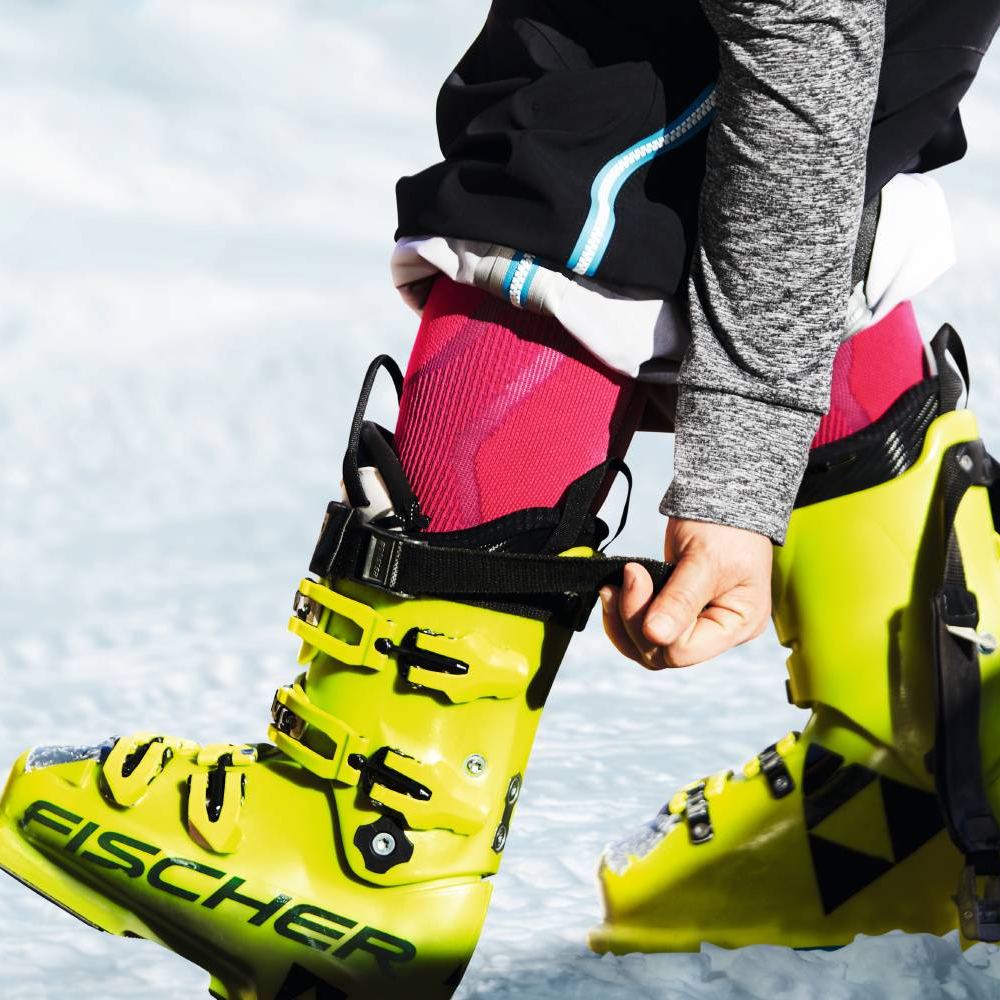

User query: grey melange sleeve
[660,0,887,544]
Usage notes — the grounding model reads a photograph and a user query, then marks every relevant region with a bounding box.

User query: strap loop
[342,355,404,510]
[930,324,971,414]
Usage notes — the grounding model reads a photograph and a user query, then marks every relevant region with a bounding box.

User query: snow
[1,2,1000,997]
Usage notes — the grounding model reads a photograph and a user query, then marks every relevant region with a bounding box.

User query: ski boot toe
[0,733,490,999]
[590,729,960,954]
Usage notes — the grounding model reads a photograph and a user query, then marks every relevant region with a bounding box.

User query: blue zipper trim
[500,251,526,297]
[566,84,717,279]
[517,260,540,307]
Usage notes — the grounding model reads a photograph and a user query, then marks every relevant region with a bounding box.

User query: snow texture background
[1,2,1000,997]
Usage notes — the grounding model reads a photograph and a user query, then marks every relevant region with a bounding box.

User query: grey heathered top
[660,0,887,544]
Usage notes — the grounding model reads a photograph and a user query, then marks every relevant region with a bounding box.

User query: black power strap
[932,439,1000,940]
[309,500,671,631]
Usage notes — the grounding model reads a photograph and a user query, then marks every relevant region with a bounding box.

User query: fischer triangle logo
[801,744,945,913]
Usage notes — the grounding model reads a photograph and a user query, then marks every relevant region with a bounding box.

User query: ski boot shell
[0,354,669,999]
[592,329,1000,953]
[0,582,541,999]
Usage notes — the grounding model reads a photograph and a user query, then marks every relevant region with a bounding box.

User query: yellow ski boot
[0,355,668,999]
[591,326,1000,953]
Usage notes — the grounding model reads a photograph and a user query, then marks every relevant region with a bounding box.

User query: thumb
[643,552,715,645]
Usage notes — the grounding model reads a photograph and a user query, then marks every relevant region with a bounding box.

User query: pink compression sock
[393,276,648,533]
[812,301,927,449]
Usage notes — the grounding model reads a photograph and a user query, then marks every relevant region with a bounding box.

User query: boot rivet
[493,824,508,851]
[691,823,710,841]
[371,832,396,856]
[773,776,790,794]
[959,453,975,473]
[979,633,998,655]
[506,776,521,804]
[465,754,487,777]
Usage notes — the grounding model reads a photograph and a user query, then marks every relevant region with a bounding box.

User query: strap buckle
[758,743,796,799]
[683,782,714,845]
[360,534,412,596]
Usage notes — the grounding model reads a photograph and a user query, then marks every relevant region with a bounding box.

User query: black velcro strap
[309,501,671,631]
[931,440,1000,939]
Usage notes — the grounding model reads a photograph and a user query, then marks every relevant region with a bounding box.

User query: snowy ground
[1,3,1000,998]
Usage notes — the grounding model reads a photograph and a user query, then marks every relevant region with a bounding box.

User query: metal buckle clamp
[288,578,394,670]
[684,783,714,845]
[268,677,370,786]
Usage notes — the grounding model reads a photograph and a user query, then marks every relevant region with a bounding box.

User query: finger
[599,586,646,666]
[664,600,768,667]
[642,553,716,647]
[663,613,745,667]
[617,563,667,669]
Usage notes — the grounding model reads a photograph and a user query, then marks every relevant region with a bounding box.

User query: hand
[599,517,772,668]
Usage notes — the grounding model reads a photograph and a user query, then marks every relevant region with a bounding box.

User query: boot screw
[493,824,508,851]
[691,822,710,841]
[371,832,396,857]
[772,776,790,794]
[959,453,975,474]
[506,776,521,804]
[979,633,998,655]
[465,754,487,777]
